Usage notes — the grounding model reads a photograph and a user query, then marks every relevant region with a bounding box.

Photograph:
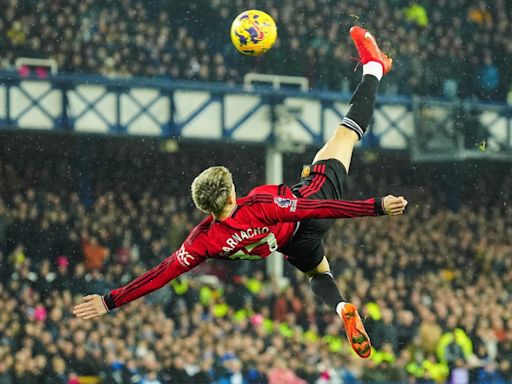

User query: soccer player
[74,26,405,359]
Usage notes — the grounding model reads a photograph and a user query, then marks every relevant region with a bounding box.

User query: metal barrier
[1,71,511,157]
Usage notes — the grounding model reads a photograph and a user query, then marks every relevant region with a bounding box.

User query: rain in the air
[0,1,511,383]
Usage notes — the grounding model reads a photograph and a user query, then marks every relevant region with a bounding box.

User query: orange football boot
[341,303,372,358]
[350,26,392,75]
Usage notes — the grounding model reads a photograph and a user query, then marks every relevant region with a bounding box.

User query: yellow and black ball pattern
[230,10,277,56]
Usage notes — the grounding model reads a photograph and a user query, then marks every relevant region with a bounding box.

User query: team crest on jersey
[301,165,311,178]
[274,197,297,212]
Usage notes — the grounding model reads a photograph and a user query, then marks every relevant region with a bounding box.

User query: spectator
[0,360,13,384]
[0,0,511,101]
[477,53,500,100]
[82,236,109,270]
[267,358,306,384]
[0,140,512,383]
[418,311,443,356]
[477,361,507,384]
[43,357,68,384]
[404,3,429,28]
[371,308,399,353]
[217,358,247,384]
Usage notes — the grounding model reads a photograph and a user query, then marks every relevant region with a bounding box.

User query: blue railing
[0,71,511,156]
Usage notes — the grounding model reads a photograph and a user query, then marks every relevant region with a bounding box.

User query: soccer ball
[230,10,277,56]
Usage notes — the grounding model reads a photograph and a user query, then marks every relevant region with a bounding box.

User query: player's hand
[382,195,408,216]
[73,294,108,320]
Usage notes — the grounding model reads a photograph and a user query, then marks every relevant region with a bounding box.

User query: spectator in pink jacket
[268,359,307,384]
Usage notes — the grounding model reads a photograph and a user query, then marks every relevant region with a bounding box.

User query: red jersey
[103,184,384,310]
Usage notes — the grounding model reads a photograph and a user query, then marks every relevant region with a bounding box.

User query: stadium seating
[1,1,511,382]
[1,138,511,383]
[1,0,511,101]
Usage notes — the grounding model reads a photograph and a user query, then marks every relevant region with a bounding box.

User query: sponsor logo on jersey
[176,245,194,267]
[274,197,297,212]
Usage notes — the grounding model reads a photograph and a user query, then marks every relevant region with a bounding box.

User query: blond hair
[191,166,233,214]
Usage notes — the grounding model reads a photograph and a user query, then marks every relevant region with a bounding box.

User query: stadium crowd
[1,0,511,101]
[1,138,512,384]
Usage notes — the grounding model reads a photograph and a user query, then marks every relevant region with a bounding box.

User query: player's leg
[312,26,393,172]
[283,240,372,358]
[306,256,372,358]
[284,27,392,359]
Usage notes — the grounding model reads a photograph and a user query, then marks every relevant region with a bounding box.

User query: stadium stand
[1,0,511,100]
[1,136,511,383]
[2,1,511,383]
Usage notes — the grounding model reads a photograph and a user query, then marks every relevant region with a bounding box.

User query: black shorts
[280,158,349,272]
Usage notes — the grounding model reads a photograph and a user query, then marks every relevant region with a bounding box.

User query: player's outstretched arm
[73,245,205,319]
[255,193,408,223]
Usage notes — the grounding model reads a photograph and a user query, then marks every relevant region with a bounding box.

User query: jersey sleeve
[255,194,385,223]
[103,244,205,310]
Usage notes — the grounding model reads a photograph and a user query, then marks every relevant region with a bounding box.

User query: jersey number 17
[229,232,278,260]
